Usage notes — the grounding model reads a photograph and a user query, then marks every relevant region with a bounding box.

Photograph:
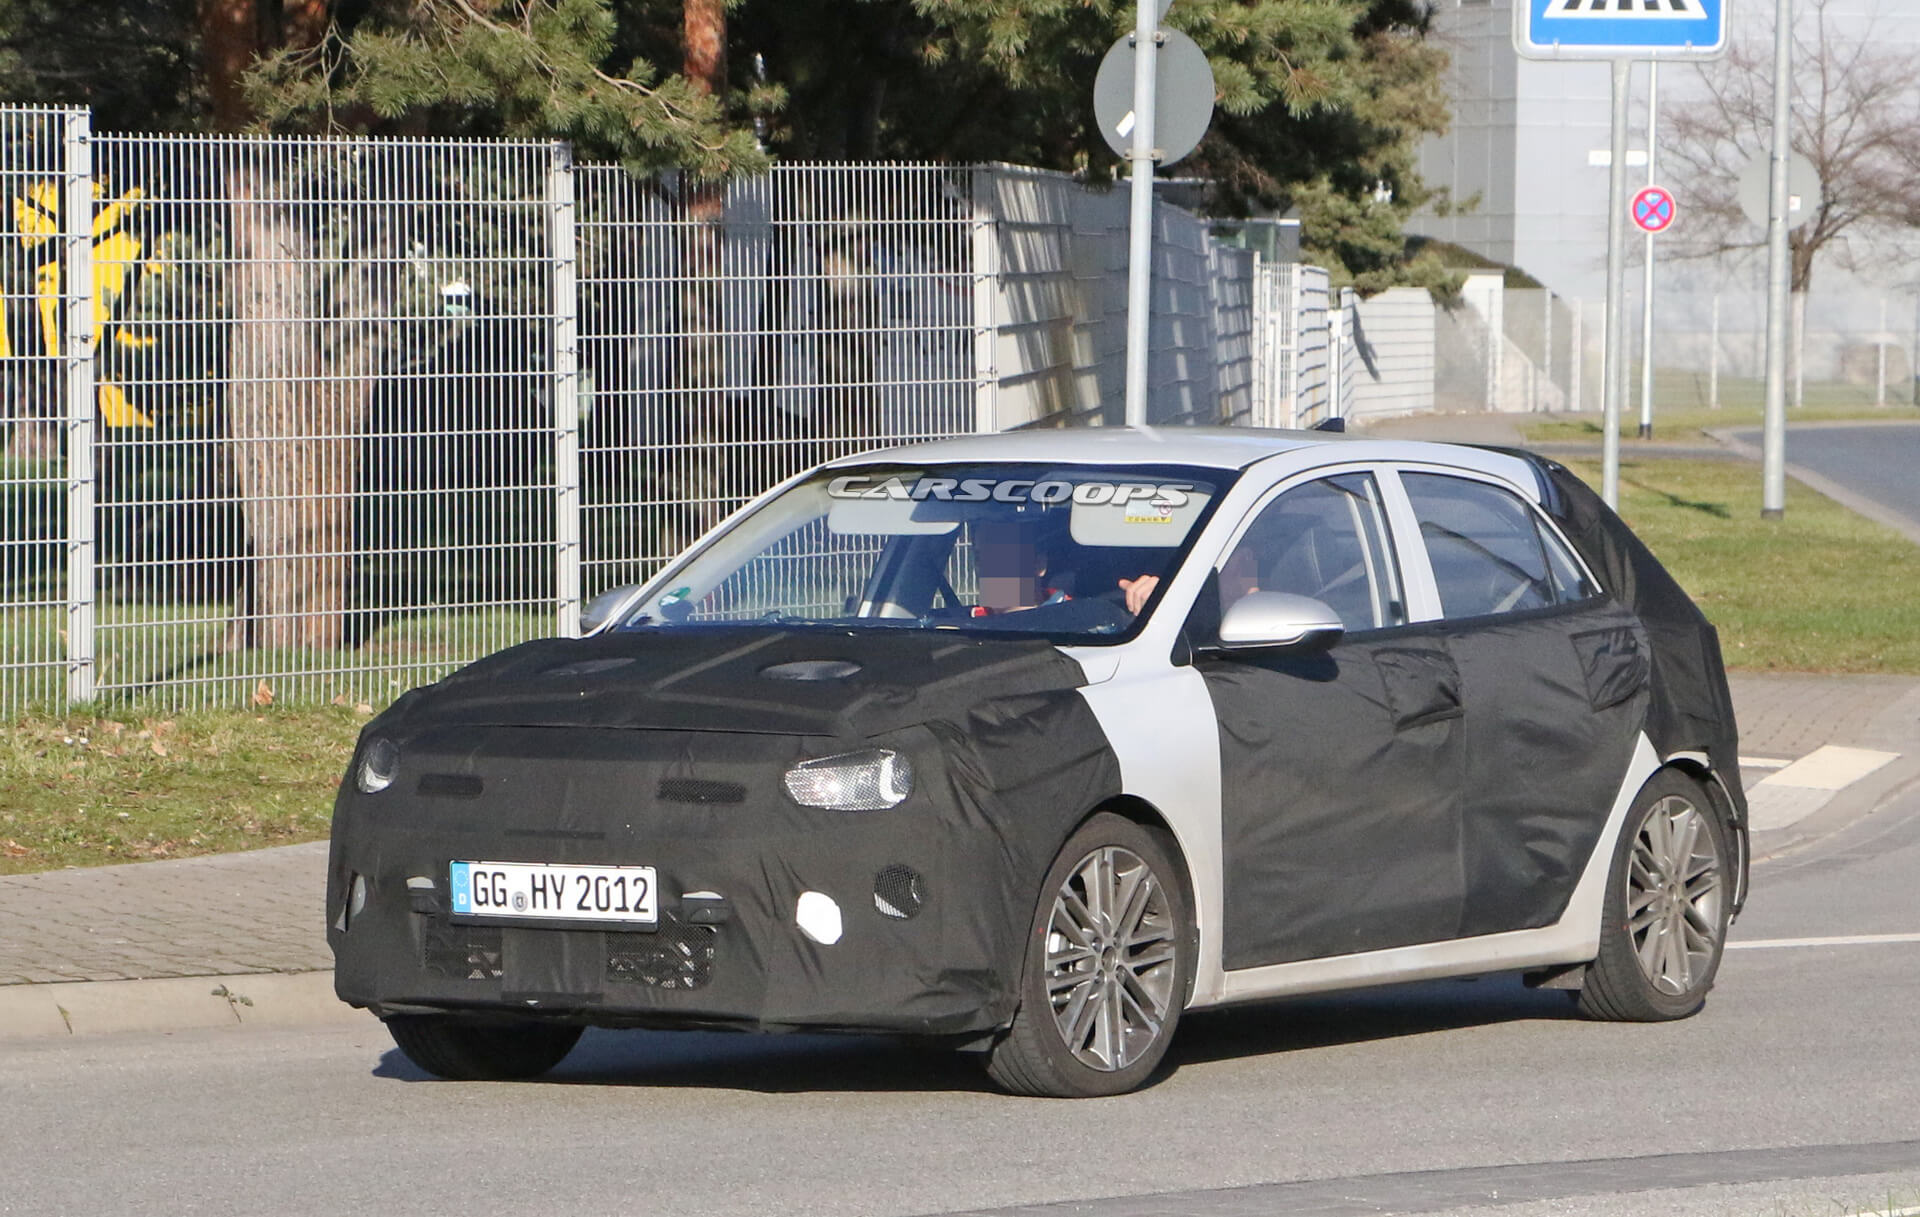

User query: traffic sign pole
[1123,5,1159,429]
[1602,58,1631,509]
[1761,0,1793,519]
[1515,0,1726,510]
[1638,62,1658,441]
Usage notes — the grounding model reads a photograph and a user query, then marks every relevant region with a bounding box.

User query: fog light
[356,738,399,794]
[337,871,369,932]
[874,865,924,920]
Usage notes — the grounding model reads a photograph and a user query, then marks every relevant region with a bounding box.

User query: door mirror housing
[1216,592,1346,652]
[580,583,645,634]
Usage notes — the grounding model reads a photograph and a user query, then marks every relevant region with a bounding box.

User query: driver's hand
[1118,575,1159,616]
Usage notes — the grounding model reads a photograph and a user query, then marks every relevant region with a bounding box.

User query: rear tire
[386,1015,583,1081]
[985,813,1194,1098]
[1579,769,1732,1022]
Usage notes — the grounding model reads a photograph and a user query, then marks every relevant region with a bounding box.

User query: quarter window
[1222,473,1406,631]
[1401,473,1595,619]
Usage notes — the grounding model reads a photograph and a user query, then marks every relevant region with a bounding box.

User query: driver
[972,519,1070,615]
[973,514,1162,619]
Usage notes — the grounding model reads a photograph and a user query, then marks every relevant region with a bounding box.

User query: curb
[0,969,367,1040]
[1706,427,1920,548]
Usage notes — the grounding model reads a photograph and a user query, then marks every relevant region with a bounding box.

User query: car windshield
[614,463,1230,643]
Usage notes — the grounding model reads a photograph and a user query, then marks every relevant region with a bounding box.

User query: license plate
[449,861,659,926]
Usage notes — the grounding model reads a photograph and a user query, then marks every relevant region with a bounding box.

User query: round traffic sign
[1632,185,1676,234]
[1736,152,1821,231]
[1093,28,1216,168]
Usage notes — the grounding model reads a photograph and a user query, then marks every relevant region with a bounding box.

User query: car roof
[826,426,1536,484]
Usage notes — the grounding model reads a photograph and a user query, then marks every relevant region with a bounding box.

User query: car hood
[372,627,1091,742]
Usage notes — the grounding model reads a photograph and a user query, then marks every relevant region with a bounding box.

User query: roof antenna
[1311,417,1346,433]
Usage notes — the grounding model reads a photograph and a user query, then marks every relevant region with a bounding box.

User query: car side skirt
[1204,732,1662,1008]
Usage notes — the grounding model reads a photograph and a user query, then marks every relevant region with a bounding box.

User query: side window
[1221,473,1406,631]
[1401,473,1590,619]
[1539,520,1599,602]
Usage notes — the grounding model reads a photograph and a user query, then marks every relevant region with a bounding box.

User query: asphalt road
[6,793,1920,1217]
[1732,423,1920,528]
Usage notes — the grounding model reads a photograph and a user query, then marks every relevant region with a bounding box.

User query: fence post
[548,141,582,638]
[1877,295,1888,407]
[1709,293,1720,409]
[62,108,95,706]
[1288,266,1306,429]
[1570,302,1584,412]
[969,168,1000,434]
[1541,292,1553,413]
[1329,289,1346,423]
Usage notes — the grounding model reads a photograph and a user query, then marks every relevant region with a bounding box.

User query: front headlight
[782,749,914,812]
[356,737,400,794]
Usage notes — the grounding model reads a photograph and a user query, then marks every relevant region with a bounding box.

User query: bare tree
[1662,0,1920,295]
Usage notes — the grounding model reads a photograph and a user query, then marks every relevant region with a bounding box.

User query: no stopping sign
[1632,185,1676,234]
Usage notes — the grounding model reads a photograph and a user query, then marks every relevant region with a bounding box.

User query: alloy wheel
[1625,795,1726,996]
[1043,845,1178,1071]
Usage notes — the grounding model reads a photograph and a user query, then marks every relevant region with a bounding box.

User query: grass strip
[1523,375,1917,445]
[0,704,366,875]
[1561,457,1920,674]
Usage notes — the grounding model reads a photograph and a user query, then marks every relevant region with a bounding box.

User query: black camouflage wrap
[1200,452,1746,968]
[1522,457,1749,822]
[328,628,1121,1036]
[1202,600,1651,969]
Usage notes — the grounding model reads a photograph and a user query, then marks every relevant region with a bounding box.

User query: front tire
[1579,769,1732,1022]
[386,1015,583,1081]
[986,813,1194,1097]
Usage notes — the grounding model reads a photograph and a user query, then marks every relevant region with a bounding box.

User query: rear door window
[1401,473,1593,619]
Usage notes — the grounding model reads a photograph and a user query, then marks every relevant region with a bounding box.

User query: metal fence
[574,164,979,598]
[75,129,565,709]
[2,106,1333,714]
[0,110,997,713]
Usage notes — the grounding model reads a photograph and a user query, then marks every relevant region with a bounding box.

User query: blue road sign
[1516,0,1727,60]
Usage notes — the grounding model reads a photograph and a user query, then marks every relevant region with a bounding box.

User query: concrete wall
[976,166,1249,429]
[1343,288,1439,422]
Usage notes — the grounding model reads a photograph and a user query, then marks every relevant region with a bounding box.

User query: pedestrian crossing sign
[1516,0,1726,59]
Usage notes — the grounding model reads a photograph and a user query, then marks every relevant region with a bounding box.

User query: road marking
[1739,756,1792,770]
[1744,746,1903,831]
[1747,785,1834,831]
[1728,933,1920,951]
[1847,1208,1920,1217]
[1760,745,1899,791]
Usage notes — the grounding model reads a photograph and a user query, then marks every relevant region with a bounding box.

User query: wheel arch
[1657,753,1750,916]
[1083,794,1202,1004]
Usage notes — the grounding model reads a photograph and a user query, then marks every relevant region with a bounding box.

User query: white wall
[1344,288,1439,422]
[976,166,1247,429]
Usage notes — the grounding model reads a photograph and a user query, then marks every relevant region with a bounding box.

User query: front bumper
[327,724,1035,1037]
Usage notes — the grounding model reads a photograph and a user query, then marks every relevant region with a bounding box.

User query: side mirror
[1216,592,1346,652]
[580,583,645,634]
